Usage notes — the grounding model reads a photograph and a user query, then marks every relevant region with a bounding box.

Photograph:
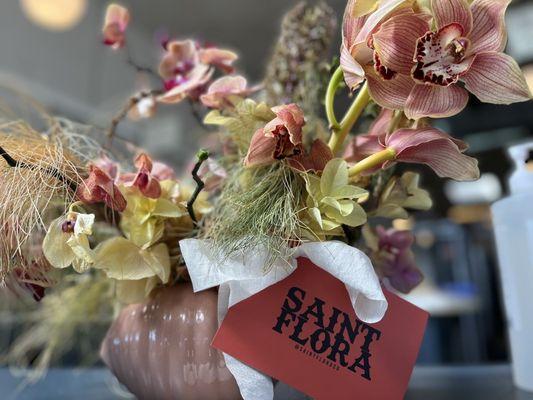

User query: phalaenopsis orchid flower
[120,153,162,199]
[157,40,238,104]
[102,4,130,49]
[77,165,127,211]
[341,0,532,119]
[200,75,253,109]
[244,104,306,167]
[371,226,423,294]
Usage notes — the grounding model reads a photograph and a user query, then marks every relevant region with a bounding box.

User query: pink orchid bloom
[375,226,423,294]
[348,0,532,119]
[200,75,252,109]
[199,47,238,74]
[120,153,162,199]
[347,125,479,181]
[102,4,130,49]
[77,165,127,211]
[244,104,305,167]
[157,40,238,104]
[157,40,214,104]
[340,0,410,90]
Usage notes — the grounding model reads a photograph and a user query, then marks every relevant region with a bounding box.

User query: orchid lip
[412,24,472,87]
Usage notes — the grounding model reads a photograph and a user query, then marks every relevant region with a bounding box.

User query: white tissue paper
[179,239,388,400]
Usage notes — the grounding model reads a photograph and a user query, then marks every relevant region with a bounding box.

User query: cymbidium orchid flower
[364,225,423,293]
[340,0,409,90]
[343,0,532,119]
[200,75,252,109]
[102,4,130,49]
[305,158,368,231]
[42,211,95,273]
[120,153,162,199]
[157,40,238,104]
[347,126,479,181]
[244,103,305,167]
[77,165,127,211]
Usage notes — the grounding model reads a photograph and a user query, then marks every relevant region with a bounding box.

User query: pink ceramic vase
[100,283,242,400]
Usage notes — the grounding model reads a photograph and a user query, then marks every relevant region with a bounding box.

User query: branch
[0,146,78,192]
[187,149,210,224]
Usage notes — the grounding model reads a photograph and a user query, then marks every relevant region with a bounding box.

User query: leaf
[321,158,348,195]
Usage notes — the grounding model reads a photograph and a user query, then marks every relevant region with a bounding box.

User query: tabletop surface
[0,365,531,400]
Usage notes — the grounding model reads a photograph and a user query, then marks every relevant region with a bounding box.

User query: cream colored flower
[119,185,187,248]
[43,211,95,272]
[94,237,170,283]
[305,158,368,231]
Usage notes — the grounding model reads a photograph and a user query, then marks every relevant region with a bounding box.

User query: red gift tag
[212,257,428,400]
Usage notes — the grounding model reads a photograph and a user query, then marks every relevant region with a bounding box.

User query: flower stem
[328,82,370,155]
[325,66,344,131]
[187,149,209,224]
[348,148,396,177]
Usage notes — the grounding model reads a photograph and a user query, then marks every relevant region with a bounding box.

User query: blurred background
[0,0,533,370]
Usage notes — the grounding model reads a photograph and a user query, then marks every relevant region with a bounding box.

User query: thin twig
[0,146,78,192]
[124,45,160,80]
[187,149,210,224]
[106,89,163,148]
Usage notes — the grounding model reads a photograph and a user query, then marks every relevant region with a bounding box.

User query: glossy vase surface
[100,283,242,400]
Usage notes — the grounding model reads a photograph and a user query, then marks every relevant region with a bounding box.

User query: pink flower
[347,125,479,181]
[158,40,213,104]
[120,153,162,198]
[342,0,531,119]
[199,47,238,74]
[157,40,238,104]
[77,165,127,211]
[102,4,130,49]
[244,104,305,167]
[152,161,176,181]
[200,75,252,109]
[374,226,423,294]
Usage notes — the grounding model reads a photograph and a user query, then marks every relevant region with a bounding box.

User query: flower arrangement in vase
[0,1,530,399]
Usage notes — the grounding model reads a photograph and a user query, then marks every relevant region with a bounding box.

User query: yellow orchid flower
[304,158,368,231]
[42,210,96,273]
[119,184,187,248]
[94,237,170,283]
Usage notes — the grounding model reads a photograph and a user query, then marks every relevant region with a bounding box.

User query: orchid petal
[365,67,414,110]
[199,47,238,73]
[373,14,429,74]
[243,128,276,167]
[200,75,249,109]
[405,83,469,119]
[158,40,198,80]
[388,128,479,181]
[431,0,472,33]
[469,0,511,54]
[461,52,532,104]
[340,44,366,90]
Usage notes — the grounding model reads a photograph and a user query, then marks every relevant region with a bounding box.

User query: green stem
[325,66,344,131]
[328,82,370,155]
[348,148,396,177]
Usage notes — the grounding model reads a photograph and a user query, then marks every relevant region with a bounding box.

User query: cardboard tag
[212,257,428,400]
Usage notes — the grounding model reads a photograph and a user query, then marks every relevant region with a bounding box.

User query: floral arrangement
[0,0,530,384]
